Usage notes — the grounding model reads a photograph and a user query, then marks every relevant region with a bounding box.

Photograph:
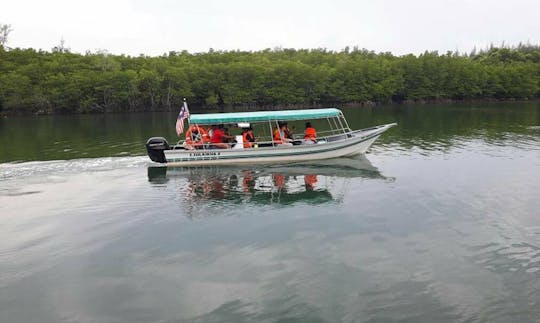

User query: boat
[146,108,396,166]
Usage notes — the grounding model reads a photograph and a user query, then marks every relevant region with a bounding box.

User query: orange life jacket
[242,131,254,148]
[185,125,209,145]
[273,128,283,144]
[304,127,317,141]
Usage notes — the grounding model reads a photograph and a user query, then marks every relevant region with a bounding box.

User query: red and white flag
[175,100,190,136]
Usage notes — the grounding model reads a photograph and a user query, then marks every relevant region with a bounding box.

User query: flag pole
[175,98,190,137]
[184,98,190,128]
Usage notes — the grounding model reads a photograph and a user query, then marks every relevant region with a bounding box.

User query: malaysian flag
[175,99,190,136]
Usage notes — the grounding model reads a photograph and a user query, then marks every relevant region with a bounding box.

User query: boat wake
[0,156,149,181]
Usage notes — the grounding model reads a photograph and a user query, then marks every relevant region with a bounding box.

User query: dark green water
[1,103,539,322]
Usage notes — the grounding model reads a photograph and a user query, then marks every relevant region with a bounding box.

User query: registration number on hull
[188,151,221,157]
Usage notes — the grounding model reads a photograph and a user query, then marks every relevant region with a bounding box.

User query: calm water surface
[1,103,539,322]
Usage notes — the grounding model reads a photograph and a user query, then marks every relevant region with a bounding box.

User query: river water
[1,103,539,322]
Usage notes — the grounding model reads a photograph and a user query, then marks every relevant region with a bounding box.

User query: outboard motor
[146,137,169,163]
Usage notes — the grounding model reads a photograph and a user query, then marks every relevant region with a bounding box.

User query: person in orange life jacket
[184,125,209,150]
[273,122,293,146]
[210,124,234,149]
[242,127,256,148]
[284,123,293,139]
[303,122,317,144]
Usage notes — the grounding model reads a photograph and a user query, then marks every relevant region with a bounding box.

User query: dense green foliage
[1,45,539,114]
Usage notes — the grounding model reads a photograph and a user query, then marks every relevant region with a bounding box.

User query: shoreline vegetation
[0,44,539,116]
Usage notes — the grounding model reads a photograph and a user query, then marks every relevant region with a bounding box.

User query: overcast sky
[1,0,539,56]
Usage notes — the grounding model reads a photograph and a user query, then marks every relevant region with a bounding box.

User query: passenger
[303,122,317,144]
[242,127,256,148]
[185,125,209,150]
[283,123,293,140]
[222,127,235,144]
[210,124,234,149]
[273,122,293,146]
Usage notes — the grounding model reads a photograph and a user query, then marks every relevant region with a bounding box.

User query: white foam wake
[0,156,150,181]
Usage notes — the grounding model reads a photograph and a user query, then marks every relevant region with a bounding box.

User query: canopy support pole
[340,112,352,132]
[336,115,347,135]
[268,120,275,147]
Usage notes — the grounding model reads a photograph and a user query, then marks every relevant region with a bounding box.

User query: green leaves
[0,46,539,115]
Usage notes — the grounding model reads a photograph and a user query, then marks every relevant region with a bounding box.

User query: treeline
[0,44,539,115]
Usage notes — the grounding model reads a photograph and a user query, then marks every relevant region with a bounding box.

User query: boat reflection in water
[148,155,393,213]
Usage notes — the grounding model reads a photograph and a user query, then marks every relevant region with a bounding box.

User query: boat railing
[316,128,351,136]
[176,132,359,151]
[289,128,350,140]
[174,122,359,151]
[177,139,276,150]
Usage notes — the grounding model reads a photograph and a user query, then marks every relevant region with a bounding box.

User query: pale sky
[1,0,539,56]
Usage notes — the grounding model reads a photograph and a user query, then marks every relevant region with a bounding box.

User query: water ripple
[0,156,149,182]
[467,242,540,275]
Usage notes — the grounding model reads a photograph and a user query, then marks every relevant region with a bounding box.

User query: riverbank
[2,98,539,118]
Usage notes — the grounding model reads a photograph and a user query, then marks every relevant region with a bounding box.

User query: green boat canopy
[189,108,342,125]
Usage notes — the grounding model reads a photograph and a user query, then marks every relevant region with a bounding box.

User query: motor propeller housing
[146,137,170,163]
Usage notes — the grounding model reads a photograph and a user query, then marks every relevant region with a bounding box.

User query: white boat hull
[160,123,396,167]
